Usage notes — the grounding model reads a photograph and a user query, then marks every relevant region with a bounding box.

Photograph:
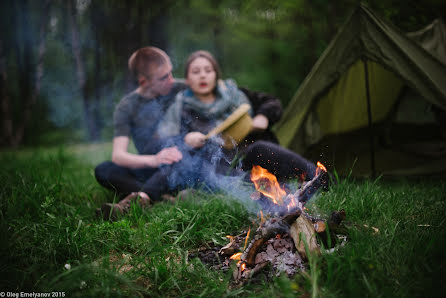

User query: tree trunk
[2,0,50,147]
[0,39,13,145]
[90,1,103,139]
[14,0,51,146]
[11,0,33,147]
[124,0,143,92]
[67,0,98,141]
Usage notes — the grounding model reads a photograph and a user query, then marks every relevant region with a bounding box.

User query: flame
[259,210,265,225]
[240,263,246,271]
[316,161,327,175]
[250,165,286,205]
[243,228,251,251]
[230,252,242,261]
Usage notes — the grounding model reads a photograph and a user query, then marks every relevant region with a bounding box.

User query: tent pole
[362,57,376,178]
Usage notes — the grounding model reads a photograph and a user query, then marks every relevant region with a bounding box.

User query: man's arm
[239,87,283,131]
[112,136,182,169]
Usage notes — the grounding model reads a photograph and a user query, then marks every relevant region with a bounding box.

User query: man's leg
[241,141,317,181]
[140,166,173,202]
[94,161,156,195]
[95,161,156,221]
[140,160,202,202]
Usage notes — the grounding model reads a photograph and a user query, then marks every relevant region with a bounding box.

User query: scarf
[158,79,251,137]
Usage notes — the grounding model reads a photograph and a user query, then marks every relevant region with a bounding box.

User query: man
[95,46,284,220]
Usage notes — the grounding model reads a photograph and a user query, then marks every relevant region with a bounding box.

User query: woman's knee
[244,140,271,157]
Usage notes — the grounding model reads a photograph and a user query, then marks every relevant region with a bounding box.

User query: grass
[1,143,445,297]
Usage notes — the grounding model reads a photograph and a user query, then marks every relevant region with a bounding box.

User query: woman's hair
[128,47,170,79]
[184,50,221,80]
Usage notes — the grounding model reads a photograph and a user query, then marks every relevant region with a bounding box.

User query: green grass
[1,144,445,297]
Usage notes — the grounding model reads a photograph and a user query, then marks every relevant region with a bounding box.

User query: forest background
[1,0,445,148]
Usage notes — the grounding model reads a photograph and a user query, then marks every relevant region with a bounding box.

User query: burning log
[231,208,302,282]
[250,162,328,217]
[243,208,302,267]
[231,162,342,282]
[293,163,328,205]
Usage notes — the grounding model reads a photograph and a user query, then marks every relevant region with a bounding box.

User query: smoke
[164,138,261,213]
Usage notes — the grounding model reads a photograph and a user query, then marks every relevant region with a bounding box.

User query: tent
[407,18,446,65]
[273,4,446,177]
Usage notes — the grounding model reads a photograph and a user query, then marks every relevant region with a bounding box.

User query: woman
[158,50,252,150]
[155,50,252,191]
[158,50,319,189]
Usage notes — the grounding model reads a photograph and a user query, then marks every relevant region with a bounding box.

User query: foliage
[1,0,446,146]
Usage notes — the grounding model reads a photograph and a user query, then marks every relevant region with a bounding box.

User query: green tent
[273,4,446,177]
[407,18,446,65]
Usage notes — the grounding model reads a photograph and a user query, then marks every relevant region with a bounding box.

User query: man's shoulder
[115,91,140,109]
[120,90,140,103]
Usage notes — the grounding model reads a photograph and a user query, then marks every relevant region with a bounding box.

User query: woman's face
[186,57,217,98]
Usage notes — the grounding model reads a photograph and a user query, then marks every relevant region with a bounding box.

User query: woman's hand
[184,132,207,148]
[251,114,269,132]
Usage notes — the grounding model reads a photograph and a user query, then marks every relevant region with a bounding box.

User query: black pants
[94,141,316,200]
[240,141,316,181]
[94,161,169,201]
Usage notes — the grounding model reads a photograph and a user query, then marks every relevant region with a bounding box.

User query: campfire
[189,162,346,284]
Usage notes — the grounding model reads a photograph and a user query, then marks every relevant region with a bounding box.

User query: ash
[254,235,305,276]
[188,232,306,278]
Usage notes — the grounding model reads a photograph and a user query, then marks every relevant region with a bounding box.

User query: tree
[0,0,51,147]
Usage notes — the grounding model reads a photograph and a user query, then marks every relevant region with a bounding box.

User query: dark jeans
[94,141,316,200]
[95,142,237,201]
[94,161,166,201]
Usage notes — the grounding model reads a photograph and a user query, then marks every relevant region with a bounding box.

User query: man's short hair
[128,47,170,80]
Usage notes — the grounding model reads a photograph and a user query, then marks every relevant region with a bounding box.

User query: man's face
[139,62,174,97]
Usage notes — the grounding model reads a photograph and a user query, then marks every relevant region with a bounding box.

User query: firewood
[242,208,302,267]
[294,169,327,205]
[314,221,326,233]
[243,223,287,267]
[315,209,347,248]
[289,215,320,259]
[219,240,240,256]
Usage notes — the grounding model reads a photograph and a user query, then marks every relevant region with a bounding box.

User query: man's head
[128,47,174,97]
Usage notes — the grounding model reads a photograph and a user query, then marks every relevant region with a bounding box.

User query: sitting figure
[94,47,287,220]
[157,50,321,194]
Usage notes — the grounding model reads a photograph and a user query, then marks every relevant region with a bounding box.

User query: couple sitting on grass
[95,47,321,221]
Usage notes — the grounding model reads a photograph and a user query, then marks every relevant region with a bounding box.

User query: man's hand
[155,146,183,166]
[184,132,206,148]
[251,114,269,132]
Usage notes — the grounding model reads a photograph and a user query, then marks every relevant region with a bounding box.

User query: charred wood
[316,209,347,248]
[240,208,301,267]
[295,169,327,204]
